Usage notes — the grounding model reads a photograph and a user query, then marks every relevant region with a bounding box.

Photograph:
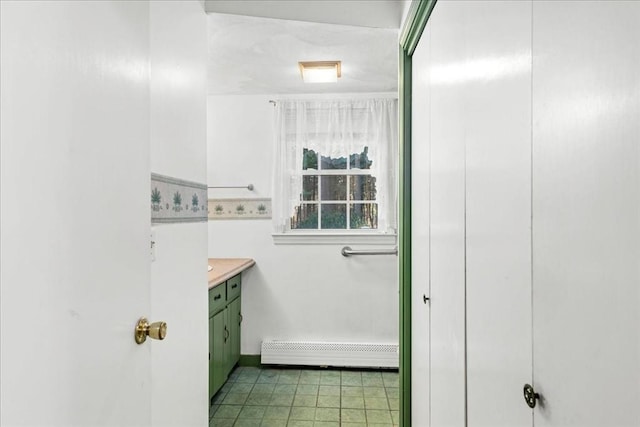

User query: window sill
[272,232,397,246]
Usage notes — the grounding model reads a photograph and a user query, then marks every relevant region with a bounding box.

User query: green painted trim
[399,47,413,427]
[238,354,262,367]
[400,0,438,55]
[398,1,438,426]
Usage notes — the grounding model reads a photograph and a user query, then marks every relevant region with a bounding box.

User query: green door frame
[398,1,437,426]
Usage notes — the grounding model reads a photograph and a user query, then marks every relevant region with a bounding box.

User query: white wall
[207,94,398,356]
[150,2,208,427]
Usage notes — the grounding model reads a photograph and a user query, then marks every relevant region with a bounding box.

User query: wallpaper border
[151,173,208,224]
[208,198,272,220]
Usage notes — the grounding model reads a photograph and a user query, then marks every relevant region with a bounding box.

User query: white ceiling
[204,0,405,29]
[206,5,401,95]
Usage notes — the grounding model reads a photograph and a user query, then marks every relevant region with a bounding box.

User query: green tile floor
[209,366,399,427]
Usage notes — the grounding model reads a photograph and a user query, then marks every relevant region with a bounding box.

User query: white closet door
[428,3,468,425]
[532,2,640,426]
[423,2,535,426]
[411,22,432,427]
[462,2,534,426]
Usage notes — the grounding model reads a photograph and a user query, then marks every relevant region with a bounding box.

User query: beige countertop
[208,258,255,290]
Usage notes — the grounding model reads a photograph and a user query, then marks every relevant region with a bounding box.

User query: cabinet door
[228,297,241,371]
[208,315,215,404]
[211,309,227,396]
[222,307,232,375]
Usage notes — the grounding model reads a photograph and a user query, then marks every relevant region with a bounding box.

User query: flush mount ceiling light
[298,61,341,83]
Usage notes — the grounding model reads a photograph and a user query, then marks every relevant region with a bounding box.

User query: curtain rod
[268,99,397,106]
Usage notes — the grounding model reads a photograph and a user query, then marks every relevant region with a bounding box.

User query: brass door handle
[135,317,167,344]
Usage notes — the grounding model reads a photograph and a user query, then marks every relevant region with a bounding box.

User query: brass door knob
[135,317,167,344]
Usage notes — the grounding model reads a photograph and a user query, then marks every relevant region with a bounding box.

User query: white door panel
[532,2,640,426]
[462,3,533,427]
[411,22,432,426]
[429,3,468,425]
[1,2,151,425]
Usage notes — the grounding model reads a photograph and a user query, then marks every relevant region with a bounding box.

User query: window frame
[295,150,379,231]
[275,156,396,245]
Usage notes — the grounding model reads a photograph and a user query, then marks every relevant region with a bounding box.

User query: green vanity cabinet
[209,309,226,397]
[227,296,241,373]
[208,274,242,405]
[227,274,241,300]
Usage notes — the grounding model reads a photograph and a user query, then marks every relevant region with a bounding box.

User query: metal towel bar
[341,246,398,257]
[208,184,254,191]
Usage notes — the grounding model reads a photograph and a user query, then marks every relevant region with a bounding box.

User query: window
[272,98,398,241]
[292,147,378,230]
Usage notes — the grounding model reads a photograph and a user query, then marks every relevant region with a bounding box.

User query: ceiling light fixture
[298,61,341,83]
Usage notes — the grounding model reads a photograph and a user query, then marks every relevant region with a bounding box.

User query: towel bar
[341,246,398,257]
[208,184,254,191]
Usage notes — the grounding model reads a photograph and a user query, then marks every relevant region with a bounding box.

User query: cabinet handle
[224,326,229,343]
[213,294,222,301]
[231,284,238,289]
[239,313,243,325]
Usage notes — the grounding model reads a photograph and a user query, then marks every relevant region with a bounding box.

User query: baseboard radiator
[261,341,399,368]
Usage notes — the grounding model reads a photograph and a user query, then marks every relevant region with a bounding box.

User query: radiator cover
[260,341,399,368]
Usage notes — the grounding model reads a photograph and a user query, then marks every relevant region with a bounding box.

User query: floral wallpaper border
[208,198,272,220]
[151,173,208,224]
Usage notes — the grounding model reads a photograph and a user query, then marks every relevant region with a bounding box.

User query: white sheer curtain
[272,98,398,234]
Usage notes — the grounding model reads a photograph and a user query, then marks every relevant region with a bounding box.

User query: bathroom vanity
[207,258,255,404]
